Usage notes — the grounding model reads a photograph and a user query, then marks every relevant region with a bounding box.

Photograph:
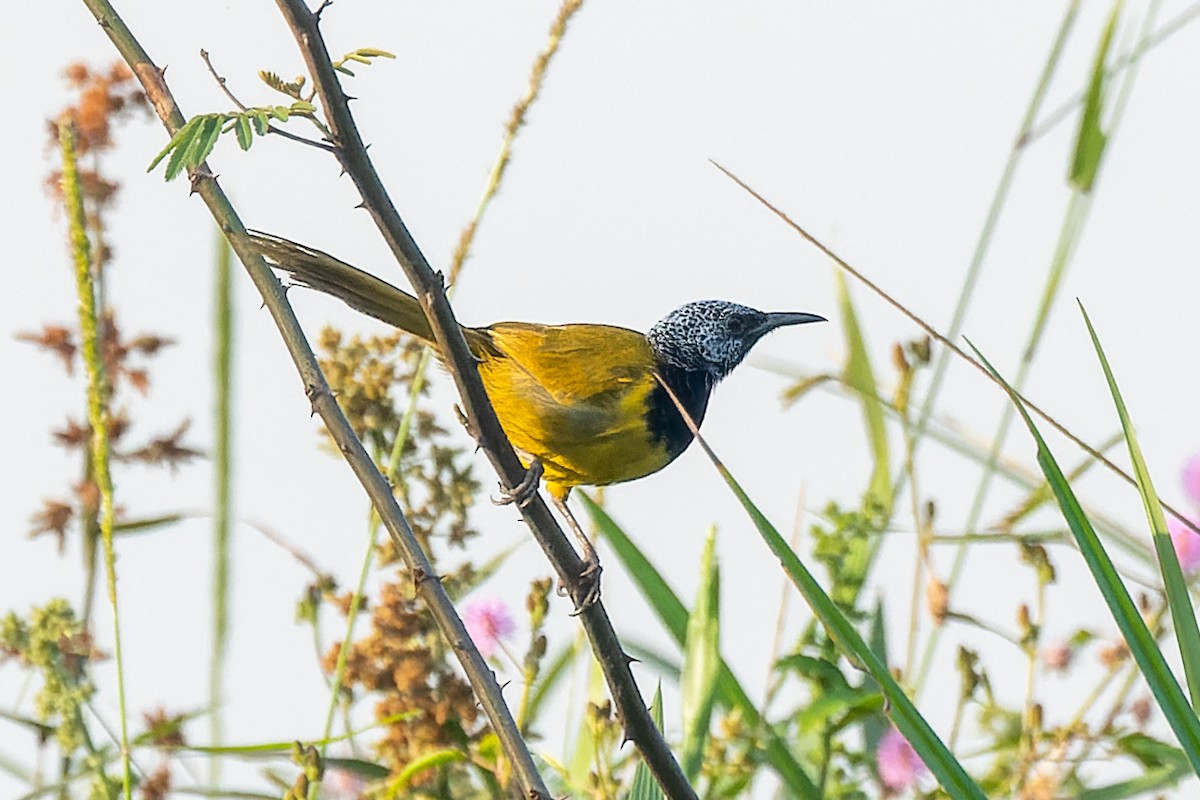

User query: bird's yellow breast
[468,322,677,498]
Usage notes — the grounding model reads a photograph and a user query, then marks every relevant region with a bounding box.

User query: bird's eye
[726,316,746,335]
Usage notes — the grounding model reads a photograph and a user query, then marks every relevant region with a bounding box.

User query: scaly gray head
[646,300,826,379]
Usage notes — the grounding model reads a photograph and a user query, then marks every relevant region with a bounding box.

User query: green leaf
[163,117,203,180]
[795,687,883,734]
[1075,765,1191,800]
[234,115,253,151]
[680,528,721,781]
[155,113,224,181]
[629,683,667,800]
[251,109,270,136]
[1076,735,1190,799]
[835,272,892,512]
[324,757,389,780]
[967,338,1200,776]
[147,117,197,174]
[1069,2,1121,192]
[1081,302,1200,708]
[187,114,224,168]
[1116,732,1191,769]
[775,654,851,691]
[578,493,820,799]
[154,115,205,180]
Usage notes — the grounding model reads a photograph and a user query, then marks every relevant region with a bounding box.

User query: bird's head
[646,300,826,379]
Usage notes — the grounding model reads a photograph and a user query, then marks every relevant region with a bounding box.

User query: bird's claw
[492,459,544,508]
[564,556,603,615]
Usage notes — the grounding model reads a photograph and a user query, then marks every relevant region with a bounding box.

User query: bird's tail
[249,232,436,345]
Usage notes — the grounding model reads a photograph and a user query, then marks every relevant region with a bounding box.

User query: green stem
[210,232,235,784]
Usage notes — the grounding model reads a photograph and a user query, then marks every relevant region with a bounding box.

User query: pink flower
[464,598,514,658]
[323,766,366,799]
[876,726,927,793]
[1040,642,1072,672]
[1184,454,1200,508]
[1169,515,1200,573]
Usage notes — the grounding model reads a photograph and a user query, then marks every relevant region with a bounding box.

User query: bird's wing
[478,322,655,405]
[474,321,661,446]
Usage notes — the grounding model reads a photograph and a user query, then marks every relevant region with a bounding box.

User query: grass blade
[680,528,720,781]
[1079,302,1200,707]
[1070,2,1120,192]
[629,684,667,800]
[836,272,892,511]
[968,339,1200,774]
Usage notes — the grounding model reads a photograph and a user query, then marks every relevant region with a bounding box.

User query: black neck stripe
[645,362,714,462]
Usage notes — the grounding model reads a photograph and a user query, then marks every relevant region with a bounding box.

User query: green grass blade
[709,468,985,799]
[181,712,417,756]
[680,528,720,781]
[968,339,1200,774]
[1070,2,1120,192]
[578,494,820,799]
[1079,303,1200,707]
[835,272,893,511]
[629,683,667,800]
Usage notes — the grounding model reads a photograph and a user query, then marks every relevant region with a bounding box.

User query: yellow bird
[252,233,825,604]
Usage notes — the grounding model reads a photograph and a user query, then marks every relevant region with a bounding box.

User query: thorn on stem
[304,384,323,415]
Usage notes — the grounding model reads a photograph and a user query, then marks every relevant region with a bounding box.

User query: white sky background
[4,1,1200,796]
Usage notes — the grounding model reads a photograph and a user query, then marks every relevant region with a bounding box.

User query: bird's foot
[565,553,603,616]
[547,493,603,614]
[492,459,544,508]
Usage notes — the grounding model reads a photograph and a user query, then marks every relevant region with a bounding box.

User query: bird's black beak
[754,311,827,338]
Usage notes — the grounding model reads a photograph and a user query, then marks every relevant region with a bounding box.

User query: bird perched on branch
[251,232,825,608]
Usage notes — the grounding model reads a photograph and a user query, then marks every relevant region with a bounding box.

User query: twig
[199,48,335,153]
[710,160,1200,540]
[75,2,550,797]
[271,1,699,797]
